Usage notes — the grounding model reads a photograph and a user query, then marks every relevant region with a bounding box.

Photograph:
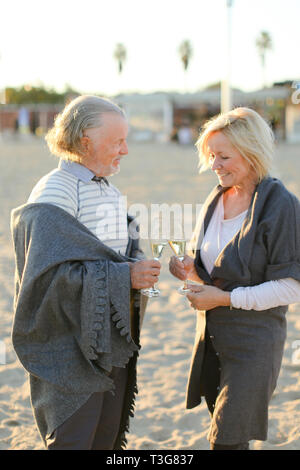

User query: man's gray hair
[45,95,126,162]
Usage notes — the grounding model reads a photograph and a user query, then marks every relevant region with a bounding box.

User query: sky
[0,0,299,97]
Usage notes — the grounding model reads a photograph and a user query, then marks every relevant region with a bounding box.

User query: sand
[0,135,299,450]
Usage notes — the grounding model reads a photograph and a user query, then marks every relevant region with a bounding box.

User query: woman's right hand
[169,254,197,281]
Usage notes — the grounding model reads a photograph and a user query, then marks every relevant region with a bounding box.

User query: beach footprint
[2,418,20,427]
[149,427,172,443]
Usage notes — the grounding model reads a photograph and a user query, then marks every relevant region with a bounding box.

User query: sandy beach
[0,135,300,450]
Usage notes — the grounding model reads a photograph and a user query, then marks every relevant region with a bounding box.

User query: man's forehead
[101,112,126,126]
[86,113,127,140]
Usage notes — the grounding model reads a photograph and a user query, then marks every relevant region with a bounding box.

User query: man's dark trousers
[47,367,128,450]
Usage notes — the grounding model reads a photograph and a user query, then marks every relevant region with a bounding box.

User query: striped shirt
[27,159,129,255]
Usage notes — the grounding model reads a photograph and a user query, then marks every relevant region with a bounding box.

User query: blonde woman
[169,107,300,450]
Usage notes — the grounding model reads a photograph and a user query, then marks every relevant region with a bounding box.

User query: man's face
[83,113,129,176]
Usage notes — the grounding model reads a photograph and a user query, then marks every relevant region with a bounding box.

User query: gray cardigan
[10,202,146,449]
[187,177,300,445]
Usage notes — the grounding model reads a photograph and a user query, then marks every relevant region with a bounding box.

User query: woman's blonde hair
[45,95,125,162]
[196,107,275,182]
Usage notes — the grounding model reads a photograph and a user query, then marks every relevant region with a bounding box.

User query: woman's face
[206,131,254,189]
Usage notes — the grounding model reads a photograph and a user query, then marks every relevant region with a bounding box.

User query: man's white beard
[106,163,120,177]
[97,161,120,177]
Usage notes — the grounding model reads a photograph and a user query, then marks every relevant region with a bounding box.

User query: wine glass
[141,240,166,298]
[168,239,191,295]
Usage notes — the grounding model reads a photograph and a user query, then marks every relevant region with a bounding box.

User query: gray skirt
[187,307,287,446]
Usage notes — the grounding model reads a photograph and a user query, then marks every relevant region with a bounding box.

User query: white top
[201,194,248,275]
[27,159,129,255]
[201,195,300,310]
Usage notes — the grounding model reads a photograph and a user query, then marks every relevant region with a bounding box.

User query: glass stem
[153,257,159,288]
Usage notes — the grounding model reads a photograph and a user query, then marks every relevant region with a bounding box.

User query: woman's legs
[210,442,250,450]
[201,329,249,450]
[200,328,221,416]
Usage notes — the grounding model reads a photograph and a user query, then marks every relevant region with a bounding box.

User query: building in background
[1,84,299,143]
[0,103,62,138]
[116,84,298,143]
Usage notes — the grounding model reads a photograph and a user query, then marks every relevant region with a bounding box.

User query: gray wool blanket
[10,202,146,448]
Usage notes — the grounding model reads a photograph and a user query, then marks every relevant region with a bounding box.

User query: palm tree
[114,43,127,75]
[256,31,272,88]
[178,40,193,91]
[178,39,193,72]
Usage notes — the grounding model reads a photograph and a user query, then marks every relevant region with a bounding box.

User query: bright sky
[0,0,299,96]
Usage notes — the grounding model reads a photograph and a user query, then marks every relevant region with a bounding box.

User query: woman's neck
[223,180,257,219]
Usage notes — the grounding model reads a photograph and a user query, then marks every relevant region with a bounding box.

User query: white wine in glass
[168,239,191,295]
[151,242,167,259]
[141,241,166,298]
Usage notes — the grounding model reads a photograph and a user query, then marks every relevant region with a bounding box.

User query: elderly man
[10,95,160,450]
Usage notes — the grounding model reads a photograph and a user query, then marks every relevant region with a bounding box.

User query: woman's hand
[169,255,200,282]
[187,284,231,311]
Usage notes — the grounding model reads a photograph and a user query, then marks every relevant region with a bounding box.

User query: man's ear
[80,136,92,155]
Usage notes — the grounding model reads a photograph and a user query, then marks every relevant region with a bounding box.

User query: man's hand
[129,260,161,290]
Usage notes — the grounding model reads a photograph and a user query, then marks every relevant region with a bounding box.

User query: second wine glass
[141,240,166,298]
[168,239,191,295]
